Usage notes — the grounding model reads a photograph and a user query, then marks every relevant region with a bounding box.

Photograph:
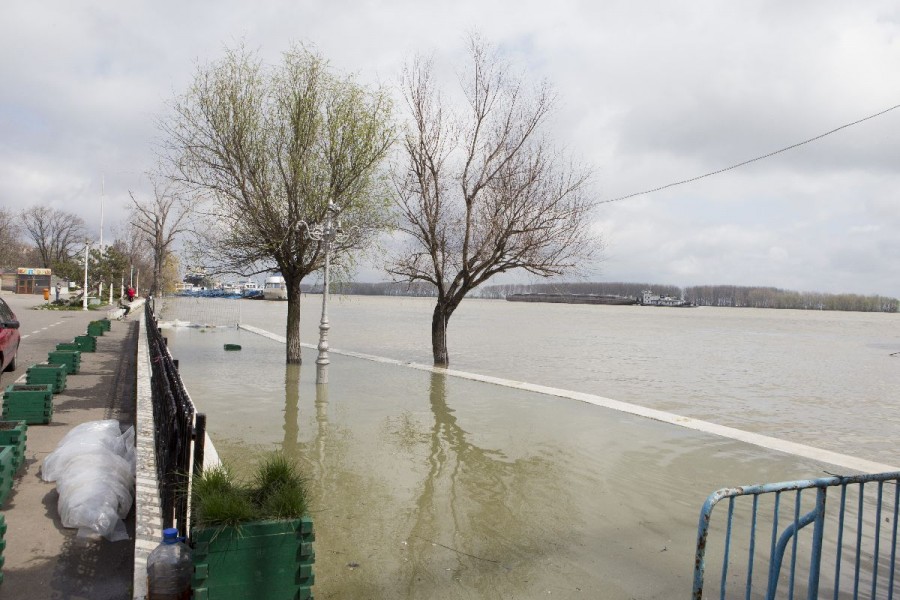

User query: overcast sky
[2,1,899,296]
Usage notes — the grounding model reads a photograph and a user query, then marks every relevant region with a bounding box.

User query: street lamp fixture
[296,200,356,385]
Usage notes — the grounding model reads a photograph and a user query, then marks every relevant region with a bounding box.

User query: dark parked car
[0,297,21,381]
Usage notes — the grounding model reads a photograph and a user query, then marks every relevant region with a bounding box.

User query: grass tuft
[191,453,308,528]
[260,479,307,519]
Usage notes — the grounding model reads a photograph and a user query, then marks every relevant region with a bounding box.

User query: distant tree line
[300,281,438,297]
[682,285,898,312]
[299,280,898,313]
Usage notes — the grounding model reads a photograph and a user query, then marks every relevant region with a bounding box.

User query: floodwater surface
[161,295,900,464]
[161,315,859,599]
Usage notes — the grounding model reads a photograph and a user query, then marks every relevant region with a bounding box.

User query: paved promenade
[0,292,136,600]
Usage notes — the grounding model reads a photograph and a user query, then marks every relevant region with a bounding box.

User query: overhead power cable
[600,102,900,205]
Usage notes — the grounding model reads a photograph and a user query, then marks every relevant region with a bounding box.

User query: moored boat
[240,280,263,299]
[263,275,288,301]
[640,290,693,307]
[219,281,240,294]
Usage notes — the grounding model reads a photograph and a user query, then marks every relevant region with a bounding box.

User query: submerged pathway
[238,323,897,475]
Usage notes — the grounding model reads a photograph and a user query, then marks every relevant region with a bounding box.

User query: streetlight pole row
[297,200,356,385]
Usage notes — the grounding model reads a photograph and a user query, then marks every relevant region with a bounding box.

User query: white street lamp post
[82,241,91,311]
[297,200,356,385]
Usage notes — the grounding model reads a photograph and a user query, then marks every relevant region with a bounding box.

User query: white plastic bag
[42,420,135,481]
[41,420,136,541]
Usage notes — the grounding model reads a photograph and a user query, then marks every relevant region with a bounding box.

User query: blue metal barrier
[693,471,900,599]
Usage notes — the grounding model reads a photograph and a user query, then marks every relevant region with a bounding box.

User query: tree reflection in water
[282,364,300,456]
[276,366,571,599]
[399,372,564,599]
[281,364,330,503]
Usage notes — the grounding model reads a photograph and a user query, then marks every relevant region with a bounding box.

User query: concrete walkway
[0,292,136,600]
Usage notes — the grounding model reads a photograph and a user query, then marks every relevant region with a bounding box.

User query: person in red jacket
[126,286,136,302]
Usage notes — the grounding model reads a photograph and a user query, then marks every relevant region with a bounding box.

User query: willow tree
[163,45,393,363]
[390,37,601,366]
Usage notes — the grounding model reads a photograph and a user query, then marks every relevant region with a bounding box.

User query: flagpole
[100,175,104,250]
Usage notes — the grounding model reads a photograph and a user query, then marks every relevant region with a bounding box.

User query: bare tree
[162,44,394,363]
[109,227,153,295]
[129,176,193,296]
[0,208,25,267]
[19,206,88,268]
[390,37,601,365]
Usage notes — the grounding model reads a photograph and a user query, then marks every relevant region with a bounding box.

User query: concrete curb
[131,307,221,599]
[132,310,162,600]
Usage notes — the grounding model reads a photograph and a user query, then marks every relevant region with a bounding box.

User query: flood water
[158,296,900,598]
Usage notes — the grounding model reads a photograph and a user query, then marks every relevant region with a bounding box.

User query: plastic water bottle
[147,527,192,600]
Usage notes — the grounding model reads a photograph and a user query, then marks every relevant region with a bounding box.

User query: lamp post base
[315,362,328,385]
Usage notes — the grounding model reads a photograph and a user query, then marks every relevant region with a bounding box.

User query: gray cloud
[1,0,898,296]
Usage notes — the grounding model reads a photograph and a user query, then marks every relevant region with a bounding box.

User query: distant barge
[639,290,694,307]
[504,290,694,307]
[505,293,639,305]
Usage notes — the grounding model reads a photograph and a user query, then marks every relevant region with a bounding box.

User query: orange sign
[17,268,52,275]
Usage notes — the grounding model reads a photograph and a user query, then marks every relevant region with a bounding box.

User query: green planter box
[0,421,27,473]
[2,408,52,422]
[0,421,27,445]
[3,405,53,424]
[192,517,315,600]
[25,379,65,394]
[0,446,17,505]
[3,397,52,409]
[99,318,111,331]
[55,342,80,352]
[2,401,52,424]
[73,335,97,352]
[3,384,53,406]
[26,364,67,393]
[86,322,104,337]
[46,351,80,375]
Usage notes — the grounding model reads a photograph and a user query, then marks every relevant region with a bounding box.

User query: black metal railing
[145,301,206,536]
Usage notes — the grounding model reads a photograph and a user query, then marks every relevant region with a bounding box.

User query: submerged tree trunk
[285,275,303,364]
[431,302,452,366]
